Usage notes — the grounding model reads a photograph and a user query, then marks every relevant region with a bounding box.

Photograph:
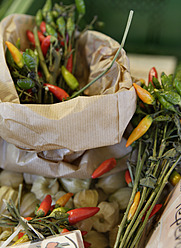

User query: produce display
[5,0,95,104]
[0,0,181,247]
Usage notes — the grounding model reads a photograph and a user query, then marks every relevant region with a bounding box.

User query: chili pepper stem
[33,26,50,83]
[69,10,134,99]
[119,187,147,248]
[114,141,146,248]
[129,154,181,248]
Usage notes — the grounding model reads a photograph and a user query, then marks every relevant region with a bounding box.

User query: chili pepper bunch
[0,191,99,246]
[112,66,181,248]
[5,0,93,104]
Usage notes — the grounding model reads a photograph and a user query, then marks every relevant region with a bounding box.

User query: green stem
[69,10,134,99]
[119,186,147,248]
[114,141,145,248]
[33,26,50,82]
[130,154,181,247]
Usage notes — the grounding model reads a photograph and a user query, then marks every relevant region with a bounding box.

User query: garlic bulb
[93,201,120,232]
[31,176,59,201]
[108,187,132,210]
[0,170,23,189]
[109,226,119,248]
[75,217,95,232]
[96,171,127,195]
[73,189,98,208]
[54,190,73,208]
[84,230,109,248]
[0,230,12,241]
[20,192,40,217]
[0,186,18,214]
[59,178,91,194]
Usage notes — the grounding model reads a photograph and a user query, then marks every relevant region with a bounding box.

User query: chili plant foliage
[114,66,181,248]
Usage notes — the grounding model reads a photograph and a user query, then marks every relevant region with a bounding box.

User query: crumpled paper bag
[0,136,132,178]
[0,14,136,152]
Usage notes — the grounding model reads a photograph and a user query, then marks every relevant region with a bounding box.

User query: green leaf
[140,175,157,189]
[23,52,37,71]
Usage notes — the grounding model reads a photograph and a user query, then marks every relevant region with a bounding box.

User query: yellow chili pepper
[127,191,140,221]
[126,115,153,147]
[5,41,24,68]
[133,83,155,105]
[12,234,29,246]
[169,170,181,186]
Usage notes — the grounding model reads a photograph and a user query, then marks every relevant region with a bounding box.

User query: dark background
[0,0,181,61]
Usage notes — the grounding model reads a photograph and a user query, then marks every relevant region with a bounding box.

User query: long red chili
[91,158,117,179]
[36,194,52,217]
[67,207,100,225]
[38,31,45,43]
[148,67,158,86]
[26,30,35,45]
[41,35,51,56]
[83,240,91,248]
[40,21,46,34]
[44,83,69,101]
[125,169,132,187]
[142,204,162,221]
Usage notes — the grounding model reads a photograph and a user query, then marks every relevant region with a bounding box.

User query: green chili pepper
[154,115,172,122]
[147,82,154,94]
[75,0,86,16]
[152,76,162,89]
[56,16,66,38]
[53,3,65,15]
[5,48,14,67]
[161,73,174,91]
[17,78,35,90]
[173,77,181,96]
[46,23,57,38]
[35,9,43,27]
[45,12,56,29]
[16,38,21,50]
[66,15,75,40]
[23,52,37,71]
[154,89,176,112]
[61,65,79,90]
[42,0,52,18]
[160,91,181,107]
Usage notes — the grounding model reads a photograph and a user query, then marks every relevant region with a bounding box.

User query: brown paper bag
[0,14,136,152]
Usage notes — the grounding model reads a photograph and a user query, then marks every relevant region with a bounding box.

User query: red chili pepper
[56,192,74,207]
[126,115,153,147]
[38,31,45,43]
[49,204,55,212]
[36,194,52,217]
[67,207,100,225]
[125,169,132,187]
[61,228,69,233]
[91,158,117,179]
[40,21,46,34]
[44,83,69,101]
[81,230,88,236]
[148,67,158,86]
[41,35,51,56]
[83,240,91,248]
[18,231,25,239]
[26,30,35,45]
[24,217,33,221]
[142,204,162,221]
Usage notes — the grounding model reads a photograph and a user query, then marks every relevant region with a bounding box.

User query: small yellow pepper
[127,191,140,221]
[5,41,24,68]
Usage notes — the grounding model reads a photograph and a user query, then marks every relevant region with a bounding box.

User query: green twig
[69,10,134,99]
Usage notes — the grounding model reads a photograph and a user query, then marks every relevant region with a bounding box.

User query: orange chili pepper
[133,83,155,105]
[55,192,74,207]
[126,115,153,147]
[127,191,140,221]
[5,41,24,68]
